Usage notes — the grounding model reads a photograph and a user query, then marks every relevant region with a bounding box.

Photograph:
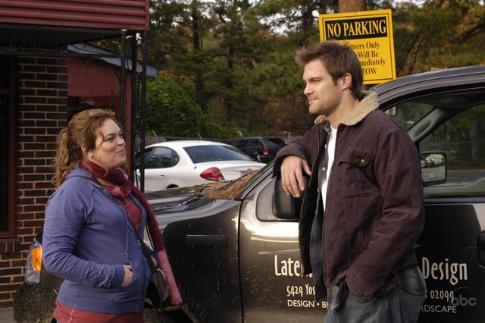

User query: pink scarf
[81,160,183,305]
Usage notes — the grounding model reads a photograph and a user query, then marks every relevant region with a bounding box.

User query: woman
[43,108,182,323]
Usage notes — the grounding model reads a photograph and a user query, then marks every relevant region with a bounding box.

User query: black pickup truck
[14,66,485,322]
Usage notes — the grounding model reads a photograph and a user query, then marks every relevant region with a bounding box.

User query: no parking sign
[319,9,396,84]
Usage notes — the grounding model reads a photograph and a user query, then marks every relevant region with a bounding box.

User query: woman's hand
[121,264,134,287]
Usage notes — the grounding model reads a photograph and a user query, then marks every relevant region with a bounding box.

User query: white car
[138,140,265,192]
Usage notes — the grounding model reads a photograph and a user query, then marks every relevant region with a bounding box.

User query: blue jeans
[325,266,426,323]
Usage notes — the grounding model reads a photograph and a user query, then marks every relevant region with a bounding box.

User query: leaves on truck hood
[201,170,259,199]
[145,170,260,212]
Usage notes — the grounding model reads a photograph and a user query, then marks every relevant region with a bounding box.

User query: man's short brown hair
[296,41,364,100]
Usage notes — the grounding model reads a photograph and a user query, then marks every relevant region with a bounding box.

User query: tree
[141,0,485,139]
[393,0,485,75]
[146,75,204,137]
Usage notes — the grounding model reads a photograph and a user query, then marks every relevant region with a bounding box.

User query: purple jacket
[274,92,425,301]
[43,168,151,313]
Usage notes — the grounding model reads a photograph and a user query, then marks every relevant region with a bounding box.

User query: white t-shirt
[321,127,337,210]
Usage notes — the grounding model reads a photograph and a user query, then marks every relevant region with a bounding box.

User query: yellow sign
[319,9,395,84]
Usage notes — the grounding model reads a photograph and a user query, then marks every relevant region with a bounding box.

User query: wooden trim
[0,0,149,31]
[0,55,16,239]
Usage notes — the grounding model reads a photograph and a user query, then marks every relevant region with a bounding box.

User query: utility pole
[338,0,368,89]
[339,0,365,12]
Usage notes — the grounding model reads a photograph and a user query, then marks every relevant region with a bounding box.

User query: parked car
[230,136,286,163]
[137,140,265,192]
[14,66,485,323]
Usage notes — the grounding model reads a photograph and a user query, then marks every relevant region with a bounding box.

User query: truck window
[420,103,485,197]
[385,101,434,130]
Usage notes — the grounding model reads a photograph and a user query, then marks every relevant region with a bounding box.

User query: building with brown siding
[0,0,149,307]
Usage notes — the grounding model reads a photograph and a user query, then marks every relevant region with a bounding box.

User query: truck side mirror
[421,152,447,186]
[272,177,304,220]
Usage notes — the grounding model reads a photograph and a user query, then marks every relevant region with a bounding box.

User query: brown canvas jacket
[274,92,424,302]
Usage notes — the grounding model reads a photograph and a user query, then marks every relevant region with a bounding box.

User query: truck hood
[145,185,214,213]
[145,170,260,214]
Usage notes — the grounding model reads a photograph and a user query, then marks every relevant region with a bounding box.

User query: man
[274,41,426,322]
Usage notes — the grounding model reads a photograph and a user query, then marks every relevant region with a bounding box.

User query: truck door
[385,87,485,322]
[239,173,325,323]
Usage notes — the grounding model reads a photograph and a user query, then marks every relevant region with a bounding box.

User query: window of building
[0,95,7,231]
[0,56,15,237]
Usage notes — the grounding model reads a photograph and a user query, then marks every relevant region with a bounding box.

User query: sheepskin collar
[314,91,379,126]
